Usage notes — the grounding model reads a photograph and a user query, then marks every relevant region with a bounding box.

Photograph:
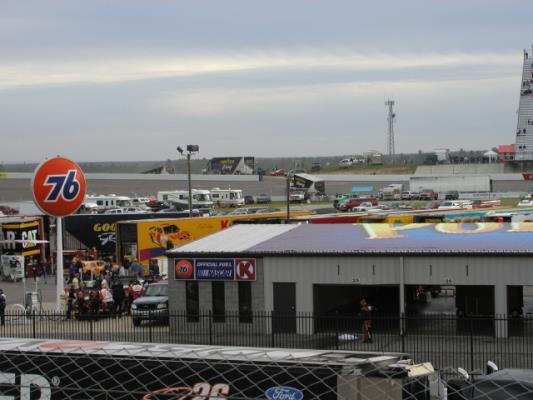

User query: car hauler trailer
[0,339,440,400]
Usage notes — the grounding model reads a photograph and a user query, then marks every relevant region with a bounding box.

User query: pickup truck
[419,189,439,201]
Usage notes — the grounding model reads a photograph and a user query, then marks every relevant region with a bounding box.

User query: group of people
[66,279,145,319]
[64,255,160,320]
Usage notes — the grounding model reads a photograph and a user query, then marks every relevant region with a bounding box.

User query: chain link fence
[0,338,532,399]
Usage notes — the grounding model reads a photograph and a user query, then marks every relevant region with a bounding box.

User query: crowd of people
[64,256,160,320]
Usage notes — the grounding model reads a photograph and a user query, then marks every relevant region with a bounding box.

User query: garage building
[167,223,533,338]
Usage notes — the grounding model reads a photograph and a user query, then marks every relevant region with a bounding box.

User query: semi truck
[0,338,441,399]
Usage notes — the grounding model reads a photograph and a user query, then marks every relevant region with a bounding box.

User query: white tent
[483,150,498,163]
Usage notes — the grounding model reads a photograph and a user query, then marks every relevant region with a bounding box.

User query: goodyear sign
[64,212,187,253]
[1,220,40,256]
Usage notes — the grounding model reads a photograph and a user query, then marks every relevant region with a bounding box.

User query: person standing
[359,298,373,343]
[0,289,6,326]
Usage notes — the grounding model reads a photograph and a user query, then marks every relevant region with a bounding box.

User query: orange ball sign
[31,157,87,217]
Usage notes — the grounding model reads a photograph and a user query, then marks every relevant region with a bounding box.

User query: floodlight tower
[385,99,396,159]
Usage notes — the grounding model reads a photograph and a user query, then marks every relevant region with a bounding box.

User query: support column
[399,256,405,335]
[494,284,508,338]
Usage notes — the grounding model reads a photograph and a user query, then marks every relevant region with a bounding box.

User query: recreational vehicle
[210,188,244,207]
[156,190,213,210]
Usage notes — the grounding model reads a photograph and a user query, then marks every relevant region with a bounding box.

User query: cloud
[0,49,519,90]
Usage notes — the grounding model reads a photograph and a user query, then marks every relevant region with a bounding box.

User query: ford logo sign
[265,386,304,400]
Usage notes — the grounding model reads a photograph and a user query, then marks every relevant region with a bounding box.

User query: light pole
[177,145,199,218]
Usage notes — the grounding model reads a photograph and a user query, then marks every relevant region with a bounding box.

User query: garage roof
[168,223,533,255]
[170,224,298,253]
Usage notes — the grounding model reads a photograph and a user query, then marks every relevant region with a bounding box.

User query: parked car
[400,191,419,200]
[351,202,375,212]
[444,191,460,200]
[269,169,287,177]
[446,362,533,399]
[289,191,306,203]
[256,193,271,204]
[0,205,19,215]
[244,195,256,204]
[338,197,379,212]
[338,158,353,168]
[131,282,169,326]
[419,189,439,201]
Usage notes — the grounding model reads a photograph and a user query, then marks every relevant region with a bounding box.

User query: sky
[1,0,532,162]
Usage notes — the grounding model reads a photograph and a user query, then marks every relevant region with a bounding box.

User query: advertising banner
[1,220,40,257]
[207,157,255,175]
[64,212,185,253]
[195,259,235,280]
[173,258,256,281]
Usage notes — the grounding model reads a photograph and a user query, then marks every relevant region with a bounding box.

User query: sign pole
[56,217,64,311]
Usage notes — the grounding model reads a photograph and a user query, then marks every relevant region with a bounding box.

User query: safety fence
[1,311,533,372]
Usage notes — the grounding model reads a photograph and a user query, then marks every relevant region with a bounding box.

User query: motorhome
[156,190,213,210]
[211,188,244,207]
[84,195,133,211]
[380,184,403,201]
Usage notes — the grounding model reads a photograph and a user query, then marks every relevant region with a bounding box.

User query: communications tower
[385,99,396,158]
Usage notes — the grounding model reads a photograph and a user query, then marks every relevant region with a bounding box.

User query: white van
[211,188,244,207]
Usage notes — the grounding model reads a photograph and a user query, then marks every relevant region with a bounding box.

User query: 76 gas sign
[32,157,87,217]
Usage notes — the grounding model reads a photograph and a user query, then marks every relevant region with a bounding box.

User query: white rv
[157,189,213,210]
[210,188,244,207]
[84,195,133,211]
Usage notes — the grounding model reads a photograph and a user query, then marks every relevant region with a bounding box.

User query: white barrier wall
[410,175,491,193]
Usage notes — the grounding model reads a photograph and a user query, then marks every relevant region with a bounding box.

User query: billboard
[1,220,41,257]
[207,157,255,175]
[173,258,256,281]
[64,212,188,253]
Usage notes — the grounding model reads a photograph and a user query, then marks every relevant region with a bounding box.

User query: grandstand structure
[514,47,533,161]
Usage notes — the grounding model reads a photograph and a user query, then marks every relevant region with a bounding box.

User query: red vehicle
[338,197,378,212]
[419,189,439,201]
[269,169,287,177]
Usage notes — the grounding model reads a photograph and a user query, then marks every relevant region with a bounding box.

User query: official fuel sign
[174,258,256,281]
[31,157,87,217]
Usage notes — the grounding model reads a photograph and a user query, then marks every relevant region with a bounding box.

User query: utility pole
[385,99,396,160]
[177,145,199,218]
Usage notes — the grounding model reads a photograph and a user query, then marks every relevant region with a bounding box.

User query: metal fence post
[270,311,275,348]
[32,310,36,339]
[335,311,339,350]
[149,311,153,343]
[90,317,94,341]
[401,313,405,354]
[470,317,474,372]
[209,310,213,345]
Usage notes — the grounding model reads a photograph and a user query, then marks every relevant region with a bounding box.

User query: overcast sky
[1,0,532,162]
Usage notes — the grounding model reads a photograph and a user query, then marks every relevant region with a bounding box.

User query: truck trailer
[0,339,440,400]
